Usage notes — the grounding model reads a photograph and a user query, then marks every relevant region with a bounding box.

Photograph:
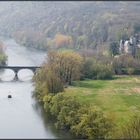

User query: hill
[0,2,140,51]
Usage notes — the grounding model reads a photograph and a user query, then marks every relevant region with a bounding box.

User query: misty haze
[0,1,140,139]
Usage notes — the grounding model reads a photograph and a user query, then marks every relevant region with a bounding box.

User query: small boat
[8,95,12,98]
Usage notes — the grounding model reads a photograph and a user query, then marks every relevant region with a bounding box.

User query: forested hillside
[0,1,140,52]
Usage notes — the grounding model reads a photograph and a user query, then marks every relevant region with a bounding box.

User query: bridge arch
[0,69,15,81]
[17,69,34,81]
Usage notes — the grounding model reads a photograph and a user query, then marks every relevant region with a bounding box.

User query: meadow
[64,75,140,129]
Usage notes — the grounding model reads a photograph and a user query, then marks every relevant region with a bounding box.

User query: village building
[119,34,140,58]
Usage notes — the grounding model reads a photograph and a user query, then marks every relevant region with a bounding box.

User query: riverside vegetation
[0,41,7,65]
[33,50,140,139]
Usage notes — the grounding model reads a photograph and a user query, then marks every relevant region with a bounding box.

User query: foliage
[109,42,119,56]
[43,93,114,139]
[82,57,113,80]
[47,50,83,85]
[64,76,140,138]
[0,41,7,65]
[120,113,140,139]
[113,55,140,74]
[53,33,72,49]
[71,106,114,139]
[33,68,49,101]
[1,2,137,52]
[33,50,83,100]
[127,67,135,75]
[33,63,64,100]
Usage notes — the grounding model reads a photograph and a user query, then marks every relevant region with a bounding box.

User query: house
[119,34,140,58]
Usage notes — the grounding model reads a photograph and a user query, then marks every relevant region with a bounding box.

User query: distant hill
[0,1,140,51]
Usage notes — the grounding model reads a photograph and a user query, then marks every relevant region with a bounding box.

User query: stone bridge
[0,66,41,81]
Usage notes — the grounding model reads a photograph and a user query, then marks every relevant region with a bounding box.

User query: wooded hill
[0,1,140,52]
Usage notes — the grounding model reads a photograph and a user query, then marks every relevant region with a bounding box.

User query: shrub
[127,67,135,75]
[120,113,140,139]
[43,93,114,139]
[95,63,113,79]
[82,57,113,80]
[71,106,114,139]
[113,55,140,74]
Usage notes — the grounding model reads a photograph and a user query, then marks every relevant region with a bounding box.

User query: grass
[63,75,140,127]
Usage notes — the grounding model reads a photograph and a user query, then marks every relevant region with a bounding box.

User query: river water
[0,39,71,139]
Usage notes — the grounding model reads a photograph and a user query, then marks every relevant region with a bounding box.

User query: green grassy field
[63,75,140,128]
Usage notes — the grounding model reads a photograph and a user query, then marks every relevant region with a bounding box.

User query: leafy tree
[47,50,83,85]
[33,50,83,100]
[109,42,119,56]
[53,33,72,48]
[33,63,64,98]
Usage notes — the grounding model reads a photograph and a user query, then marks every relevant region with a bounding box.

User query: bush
[127,67,135,75]
[0,53,7,65]
[113,55,140,74]
[82,57,113,80]
[96,63,113,79]
[43,93,114,139]
[81,58,96,79]
[71,106,114,139]
[120,113,140,139]
[0,42,7,65]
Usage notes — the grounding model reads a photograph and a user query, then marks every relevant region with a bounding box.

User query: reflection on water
[0,39,72,138]
[0,69,34,82]
[0,69,15,81]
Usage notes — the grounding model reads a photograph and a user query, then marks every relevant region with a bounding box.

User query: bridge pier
[13,71,19,81]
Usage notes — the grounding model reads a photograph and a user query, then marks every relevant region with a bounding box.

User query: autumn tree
[33,50,83,99]
[47,50,83,85]
[53,33,73,48]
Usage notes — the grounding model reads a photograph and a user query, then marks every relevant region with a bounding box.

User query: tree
[53,33,73,48]
[33,62,64,98]
[0,41,7,65]
[109,42,119,56]
[33,50,83,99]
[47,50,83,85]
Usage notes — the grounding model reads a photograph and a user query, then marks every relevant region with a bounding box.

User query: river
[0,39,71,139]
